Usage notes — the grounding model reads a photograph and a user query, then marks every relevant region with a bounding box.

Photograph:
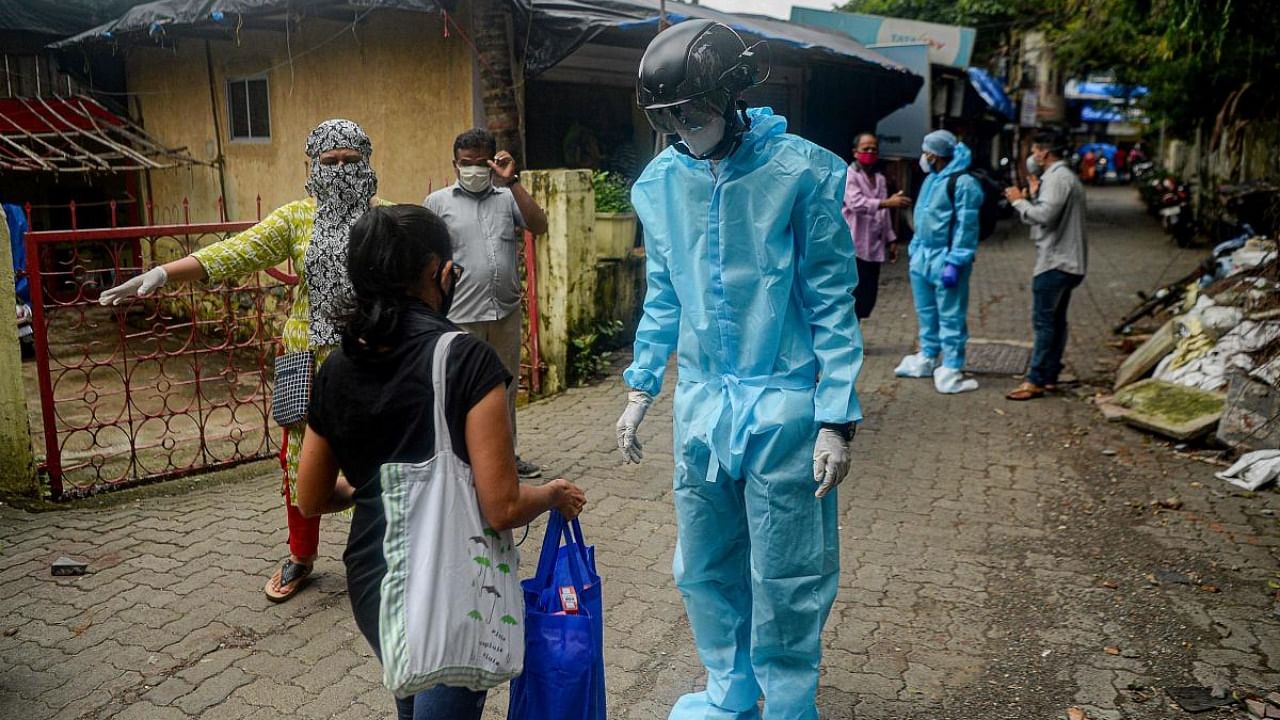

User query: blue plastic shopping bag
[508,511,606,720]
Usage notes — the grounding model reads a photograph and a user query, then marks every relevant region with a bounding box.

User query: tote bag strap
[429,332,464,458]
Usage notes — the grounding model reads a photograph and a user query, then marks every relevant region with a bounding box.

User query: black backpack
[946,168,1005,244]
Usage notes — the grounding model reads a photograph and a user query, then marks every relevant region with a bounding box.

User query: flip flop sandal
[264,559,313,603]
[1006,382,1046,401]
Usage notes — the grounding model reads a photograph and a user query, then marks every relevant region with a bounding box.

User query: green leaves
[473,556,492,568]
[468,610,484,621]
[593,171,633,214]
[500,615,519,625]
[842,0,1280,134]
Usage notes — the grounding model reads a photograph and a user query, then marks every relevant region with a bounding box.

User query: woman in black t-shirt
[294,204,586,720]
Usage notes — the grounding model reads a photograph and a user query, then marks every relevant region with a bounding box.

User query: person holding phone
[425,129,548,481]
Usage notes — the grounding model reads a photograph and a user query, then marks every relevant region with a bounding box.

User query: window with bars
[226,76,270,141]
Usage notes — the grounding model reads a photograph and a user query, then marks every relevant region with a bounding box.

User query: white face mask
[1026,155,1044,177]
[457,164,492,193]
[919,155,933,174]
[675,115,727,159]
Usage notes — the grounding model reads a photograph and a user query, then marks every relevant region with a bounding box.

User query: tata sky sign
[790,7,976,69]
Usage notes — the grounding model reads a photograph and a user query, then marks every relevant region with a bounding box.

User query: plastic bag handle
[533,510,566,581]
[533,510,592,593]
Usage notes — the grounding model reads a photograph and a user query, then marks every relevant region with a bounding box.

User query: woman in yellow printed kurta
[99,119,382,602]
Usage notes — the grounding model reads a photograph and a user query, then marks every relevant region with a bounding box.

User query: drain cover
[964,341,1031,376]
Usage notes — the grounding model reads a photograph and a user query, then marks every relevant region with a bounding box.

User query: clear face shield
[639,41,771,159]
[644,93,727,134]
[644,94,730,159]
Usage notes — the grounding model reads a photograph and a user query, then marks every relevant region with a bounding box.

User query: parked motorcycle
[1156,177,1195,247]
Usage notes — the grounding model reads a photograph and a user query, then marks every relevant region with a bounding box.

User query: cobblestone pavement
[2,186,1277,720]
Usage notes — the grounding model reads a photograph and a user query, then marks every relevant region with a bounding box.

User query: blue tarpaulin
[5,204,30,305]
[966,67,1014,119]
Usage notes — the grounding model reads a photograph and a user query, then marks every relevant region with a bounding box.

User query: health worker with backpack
[895,129,984,394]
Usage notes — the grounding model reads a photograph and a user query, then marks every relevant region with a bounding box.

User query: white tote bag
[378,331,524,697]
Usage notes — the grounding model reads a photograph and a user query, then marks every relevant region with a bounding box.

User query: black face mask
[435,263,459,317]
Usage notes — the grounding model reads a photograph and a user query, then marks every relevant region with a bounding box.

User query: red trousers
[282,429,321,558]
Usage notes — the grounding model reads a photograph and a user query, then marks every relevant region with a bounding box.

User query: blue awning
[1081,104,1127,123]
[1065,80,1149,101]
[966,67,1014,119]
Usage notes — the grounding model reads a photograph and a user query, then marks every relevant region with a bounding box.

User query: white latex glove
[99,266,168,306]
[615,390,654,464]
[813,427,852,498]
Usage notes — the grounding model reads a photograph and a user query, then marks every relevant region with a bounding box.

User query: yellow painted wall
[129,9,475,224]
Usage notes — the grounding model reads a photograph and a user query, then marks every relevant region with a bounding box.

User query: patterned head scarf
[302,119,378,347]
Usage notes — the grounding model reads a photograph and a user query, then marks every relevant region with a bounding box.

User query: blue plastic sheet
[4,204,29,305]
[508,511,606,720]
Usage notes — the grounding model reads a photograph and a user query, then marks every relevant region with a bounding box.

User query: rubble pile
[1101,235,1279,460]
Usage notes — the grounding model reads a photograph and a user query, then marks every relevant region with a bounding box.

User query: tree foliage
[1048,0,1280,134]
[840,0,1280,134]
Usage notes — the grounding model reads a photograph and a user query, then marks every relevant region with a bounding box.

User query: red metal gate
[23,202,544,500]
[24,216,293,499]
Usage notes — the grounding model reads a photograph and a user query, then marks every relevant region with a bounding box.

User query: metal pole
[660,0,668,31]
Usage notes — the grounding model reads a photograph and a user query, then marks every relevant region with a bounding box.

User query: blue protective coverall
[624,108,863,720]
[907,142,983,369]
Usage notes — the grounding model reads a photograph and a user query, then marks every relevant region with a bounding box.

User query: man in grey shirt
[426,128,549,477]
[1003,131,1088,400]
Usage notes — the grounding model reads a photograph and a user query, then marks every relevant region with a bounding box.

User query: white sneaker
[933,367,979,394]
[894,352,937,378]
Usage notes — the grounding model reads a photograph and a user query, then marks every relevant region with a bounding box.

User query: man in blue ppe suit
[894,129,984,394]
[614,20,863,720]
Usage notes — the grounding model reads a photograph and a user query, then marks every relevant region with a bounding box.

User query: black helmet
[636,21,765,137]
[637,20,760,109]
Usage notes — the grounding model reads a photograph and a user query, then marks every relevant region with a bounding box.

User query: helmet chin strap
[674,98,751,161]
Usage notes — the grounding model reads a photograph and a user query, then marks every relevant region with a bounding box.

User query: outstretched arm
[189,203,298,282]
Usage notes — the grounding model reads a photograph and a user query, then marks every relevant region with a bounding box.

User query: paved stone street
[2,186,1277,720]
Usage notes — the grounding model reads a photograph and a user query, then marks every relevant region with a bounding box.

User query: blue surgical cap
[922,129,958,157]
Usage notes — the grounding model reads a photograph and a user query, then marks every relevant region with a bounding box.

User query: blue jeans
[1028,269,1084,386]
[395,685,487,720]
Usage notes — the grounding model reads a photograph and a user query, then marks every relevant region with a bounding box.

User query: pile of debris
[1100,234,1279,465]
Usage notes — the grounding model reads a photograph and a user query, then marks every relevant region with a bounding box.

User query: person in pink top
[842,133,912,320]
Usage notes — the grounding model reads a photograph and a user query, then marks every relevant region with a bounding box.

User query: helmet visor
[643,94,726,136]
